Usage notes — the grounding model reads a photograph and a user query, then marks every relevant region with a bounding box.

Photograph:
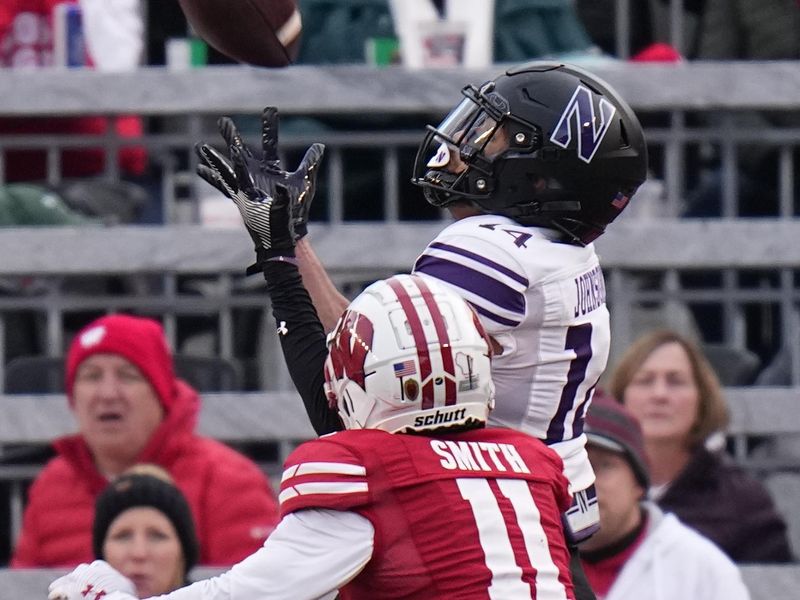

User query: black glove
[196,107,324,241]
[196,114,298,275]
[259,107,325,240]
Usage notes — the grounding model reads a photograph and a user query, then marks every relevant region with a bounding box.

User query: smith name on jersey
[279,427,575,600]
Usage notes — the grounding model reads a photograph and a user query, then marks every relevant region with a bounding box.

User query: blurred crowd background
[0,1,799,595]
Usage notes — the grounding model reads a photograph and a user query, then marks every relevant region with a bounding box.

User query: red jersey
[280,427,575,600]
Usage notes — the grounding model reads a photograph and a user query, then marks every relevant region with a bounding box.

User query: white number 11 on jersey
[457,478,569,600]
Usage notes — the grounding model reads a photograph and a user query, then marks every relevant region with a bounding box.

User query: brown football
[177,0,302,67]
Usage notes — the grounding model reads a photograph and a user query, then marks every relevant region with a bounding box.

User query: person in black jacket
[607,328,793,562]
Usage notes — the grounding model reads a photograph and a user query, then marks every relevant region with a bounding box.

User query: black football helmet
[411,62,648,245]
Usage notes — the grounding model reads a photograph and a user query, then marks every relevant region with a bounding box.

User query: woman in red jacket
[11,314,280,568]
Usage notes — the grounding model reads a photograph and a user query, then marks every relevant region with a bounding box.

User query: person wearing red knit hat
[578,392,750,600]
[65,314,177,414]
[12,313,280,569]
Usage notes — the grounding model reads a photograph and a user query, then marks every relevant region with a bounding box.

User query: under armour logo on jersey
[277,321,289,336]
[550,85,617,163]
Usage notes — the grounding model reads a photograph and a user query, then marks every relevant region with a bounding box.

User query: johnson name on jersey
[280,427,575,600]
[413,214,610,492]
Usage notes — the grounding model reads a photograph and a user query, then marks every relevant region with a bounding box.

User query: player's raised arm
[195,108,340,435]
[296,237,350,332]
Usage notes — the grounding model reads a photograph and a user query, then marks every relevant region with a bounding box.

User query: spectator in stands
[298,0,595,65]
[576,0,707,60]
[48,270,576,599]
[0,0,147,183]
[93,464,198,597]
[0,183,95,226]
[684,0,800,218]
[144,0,236,66]
[11,313,279,568]
[575,0,657,58]
[606,328,793,562]
[697,0,799,61]
[580,393,750,599]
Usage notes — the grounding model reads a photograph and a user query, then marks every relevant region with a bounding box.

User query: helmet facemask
[412,82,542,210]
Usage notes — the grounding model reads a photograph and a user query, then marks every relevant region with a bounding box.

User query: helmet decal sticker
[612,191,631,210]
[386,277,457,409]
[403,378,420,402]
[456,352,480,391]
[393,359,417,378]
[427,142,452,168]
[414,276,457,406]
[327,309,374,391]
[550,85,617,164]
[386,278,434,409]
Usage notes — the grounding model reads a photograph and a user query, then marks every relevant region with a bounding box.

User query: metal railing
[1,386,799,568]
[1,63,799,219]
[0,64,798,384]
[0,219,798,390]
[2,564,797,600]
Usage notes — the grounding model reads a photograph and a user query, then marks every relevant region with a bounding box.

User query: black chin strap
[546,219,586,247]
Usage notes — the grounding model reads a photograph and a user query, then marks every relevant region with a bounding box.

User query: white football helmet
[323,274,495,434]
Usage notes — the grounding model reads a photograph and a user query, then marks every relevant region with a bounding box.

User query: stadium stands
[1,63,798,387]
[1,387,798,558]
[5,564,797,600]
[1,61,798,585]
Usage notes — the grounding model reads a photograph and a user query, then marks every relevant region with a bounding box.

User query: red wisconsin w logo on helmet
[327,309,375,391]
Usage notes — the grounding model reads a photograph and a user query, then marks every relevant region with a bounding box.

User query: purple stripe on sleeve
[470,302,521,327]
[414,255,525,316]
[427,242,529,286]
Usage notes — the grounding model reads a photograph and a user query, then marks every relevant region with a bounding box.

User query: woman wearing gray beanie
[93,465,199,597]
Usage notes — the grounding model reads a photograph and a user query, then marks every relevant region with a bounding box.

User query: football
[177,0,302,67]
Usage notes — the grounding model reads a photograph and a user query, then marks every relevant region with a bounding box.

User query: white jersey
[606,504,750,600]
[413,214,610,491]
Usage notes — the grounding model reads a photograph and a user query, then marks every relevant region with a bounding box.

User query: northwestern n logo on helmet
[550,85,617,163]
